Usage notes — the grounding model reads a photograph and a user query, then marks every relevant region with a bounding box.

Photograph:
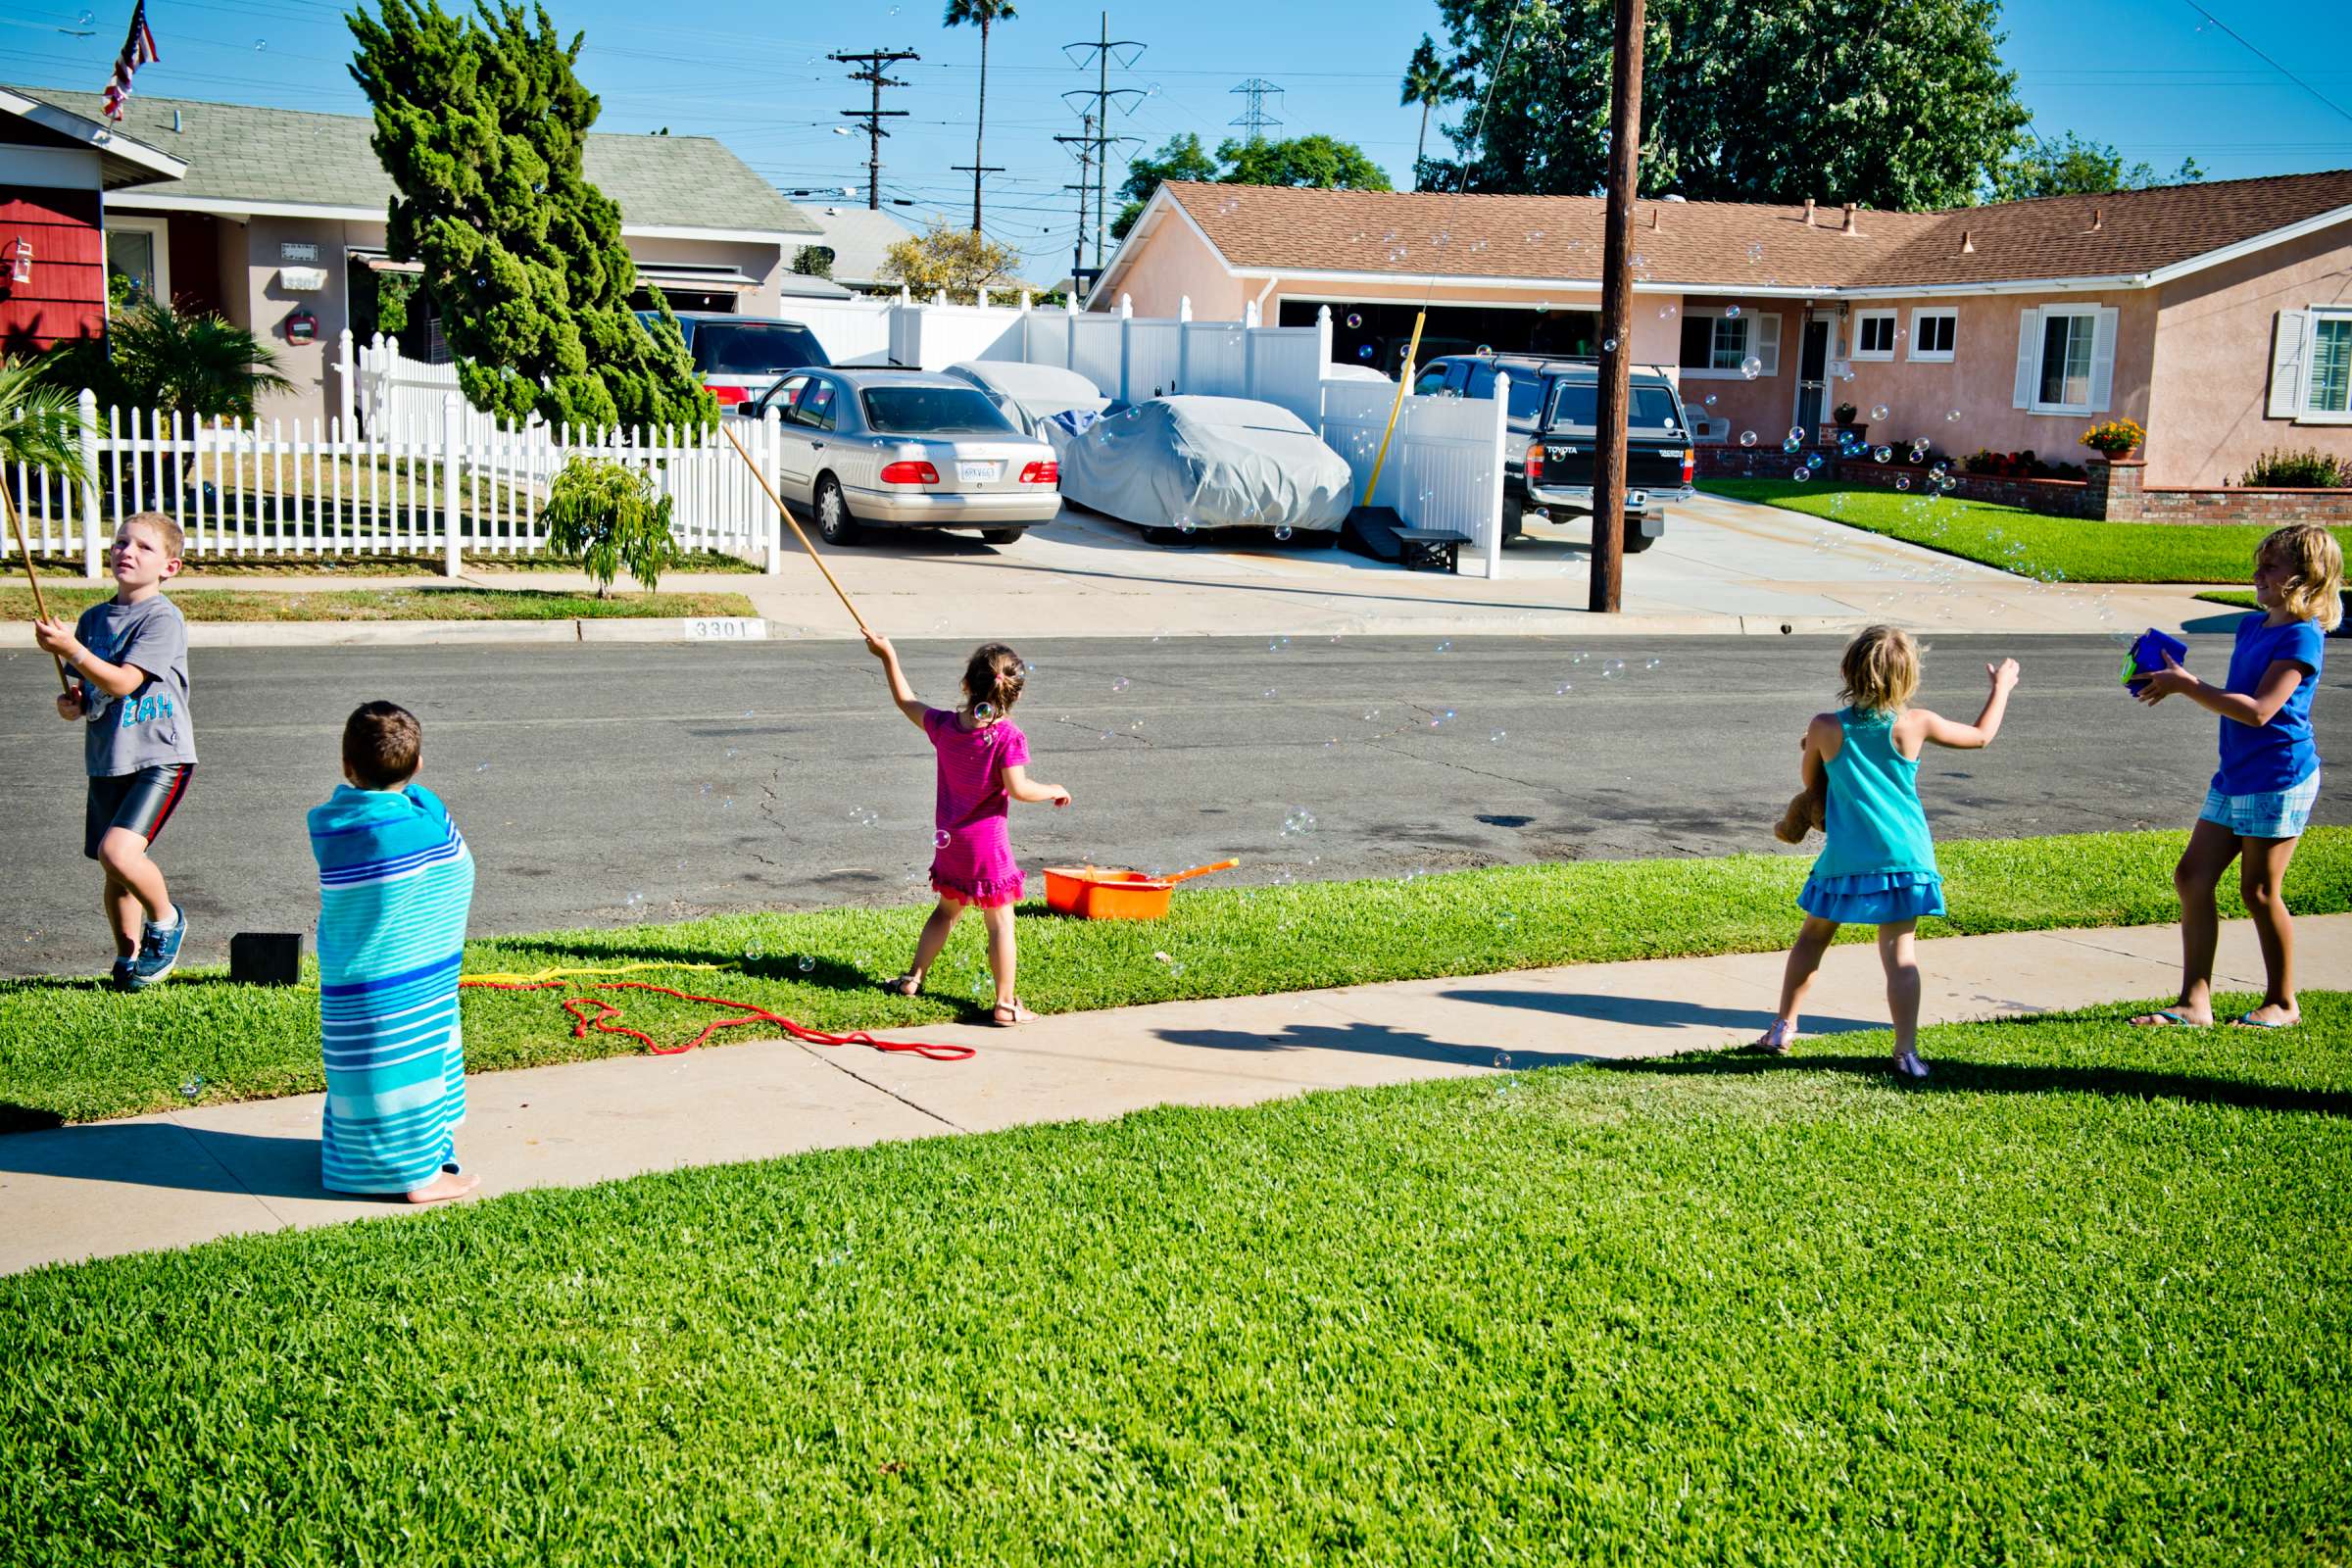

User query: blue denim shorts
[2200,771,2322,840]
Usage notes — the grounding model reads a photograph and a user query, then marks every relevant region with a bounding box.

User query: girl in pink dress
[865,635,1071,1025]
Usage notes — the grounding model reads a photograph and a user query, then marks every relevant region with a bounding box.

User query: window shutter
[1754,312,1782,375]
[2012,308,2040,408]
[2267,310,2311,419]
[2087,306,2119,413]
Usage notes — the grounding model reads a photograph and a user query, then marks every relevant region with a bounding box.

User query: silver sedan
[741,368,1063,545]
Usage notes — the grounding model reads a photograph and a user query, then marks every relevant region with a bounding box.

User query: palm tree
[106,299,292,419]
[943,0,1017,232]
[1400,35,1459,192]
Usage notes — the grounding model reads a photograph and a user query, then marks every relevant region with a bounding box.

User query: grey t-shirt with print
[75,594,197,776]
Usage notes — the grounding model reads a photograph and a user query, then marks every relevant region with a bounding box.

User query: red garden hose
[460,977,975,1061]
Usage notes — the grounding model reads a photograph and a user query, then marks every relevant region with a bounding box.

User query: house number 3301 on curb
[686,617,768,641]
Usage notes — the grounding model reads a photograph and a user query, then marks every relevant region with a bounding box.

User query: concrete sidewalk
[4,914,2336,1276]
[123,493,2224,646]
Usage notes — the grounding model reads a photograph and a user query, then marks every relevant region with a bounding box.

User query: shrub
[541,457,680,597]
[1963,448,2084,481]
[2235,448,2347,488]
[1833,402,1859,425]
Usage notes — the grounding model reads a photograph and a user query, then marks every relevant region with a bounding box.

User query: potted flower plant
[2081,417,2145,463]
[1833,402,1859,430]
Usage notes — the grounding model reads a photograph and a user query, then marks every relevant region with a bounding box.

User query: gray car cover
[1056,396,1353,532]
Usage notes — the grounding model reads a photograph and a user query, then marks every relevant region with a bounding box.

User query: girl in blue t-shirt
[2132,522,2342,1031]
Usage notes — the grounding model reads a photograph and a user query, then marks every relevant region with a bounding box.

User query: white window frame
[1908,307,1957,363]
[1679,306,1779,380]
[1849,308,1898,362]
[2285,307,2352,425]
[2019,304,2110,416]
[102,214,171,312]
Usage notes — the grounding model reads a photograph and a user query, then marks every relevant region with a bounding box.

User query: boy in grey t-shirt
[34,512,197,991]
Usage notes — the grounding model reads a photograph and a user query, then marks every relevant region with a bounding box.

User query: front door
[1794,318,1832,441]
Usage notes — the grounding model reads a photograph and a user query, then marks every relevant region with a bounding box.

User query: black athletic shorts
[84,763,194,860]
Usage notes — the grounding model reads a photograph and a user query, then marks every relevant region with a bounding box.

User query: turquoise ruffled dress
[1798,706,1946,924]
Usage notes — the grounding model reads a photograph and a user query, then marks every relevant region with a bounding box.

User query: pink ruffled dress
[922,707,1029,907]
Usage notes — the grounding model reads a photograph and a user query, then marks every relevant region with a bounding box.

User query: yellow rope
[462,960,728,987]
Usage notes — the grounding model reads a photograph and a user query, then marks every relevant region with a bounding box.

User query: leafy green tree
[1988,132,2202,201]
[105,300,293,419]
[1109,130,1390,240]
[879,222,1023,303]
[943,0,1016,231]
[1399,35,1462,190]
[1424,0,2029,211]
[0,357,87,488]
[791,245,836,280]
[542,455,678,595]
[348,0,713,432]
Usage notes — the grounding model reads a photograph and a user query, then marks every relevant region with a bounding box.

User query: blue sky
[7,0,2350,278]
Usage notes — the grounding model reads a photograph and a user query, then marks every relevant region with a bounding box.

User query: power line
[1059,11,1147,279]
[2175,0,2352,126]
[830,46,920,211]
[1229,77,1283,145]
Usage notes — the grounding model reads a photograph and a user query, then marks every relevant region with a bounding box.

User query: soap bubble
[179,1077,204,1100]
[1535,300,1550,315]
[475,762,491,772]
[1946,409,1962,421]
[934,828,952,849]
[1490,729,1506,743]
[1725,304,1741,318]
[1356,343,1376,361]
[1896,476,1911,490]
[1493,1052,1512,1070]
[1805,452,1826,469]
[1660,304,1678,319]
[1740,356,1763,379]
[1110,676,1130,693]
[1345,312,1363,329]
[1274,525,1294,542]
[745,942,764,960]
[1702,394,1717,407]
[1782,435,1802,455]
[1643,658,1661,670]
[1739,430,1757,448]
[1555,681,1574,694]
[1793,468,1812,482]
[1263,687,1278,698]
[1434,639,1452,653]
[974,701,995,719]
[1870,404,1889,421]
[1788,425,1806,443]
[1602,337,1617,352]
[1873,445,1892,464]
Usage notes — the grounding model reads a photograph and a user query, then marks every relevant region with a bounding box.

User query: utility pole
[1060,12,1145,271]
[1228,77,1283,145]
[950,160,1004,233]
[831,47,918,212]
[1588,0,1644,615]
[1055,111,1096,295]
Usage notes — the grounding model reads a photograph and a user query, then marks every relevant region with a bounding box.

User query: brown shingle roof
[1156,171,2352,292]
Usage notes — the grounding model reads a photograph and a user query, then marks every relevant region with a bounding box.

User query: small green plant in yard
[5,828,2345,1126]
[541,456,681,597]
[1703,478,2352,583]
[2235,447,2347,488]
[3,997,2346,1563]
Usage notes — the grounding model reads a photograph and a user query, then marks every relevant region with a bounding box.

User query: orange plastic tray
[1043,859,1236,920]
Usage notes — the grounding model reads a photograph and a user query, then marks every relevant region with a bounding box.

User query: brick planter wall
[2130,488,2352,524]
[1833,461,2098,517]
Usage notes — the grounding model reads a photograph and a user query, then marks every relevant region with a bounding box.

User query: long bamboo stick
[2,481,74,695]
[717,419,873,639]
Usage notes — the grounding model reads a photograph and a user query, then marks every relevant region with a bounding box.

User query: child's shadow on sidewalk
[0,1120,336,1200]
[1153,1020,1596,1072]
[1442,988,1886,1037]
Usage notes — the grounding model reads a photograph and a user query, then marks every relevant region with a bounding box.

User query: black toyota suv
[1413,353,1695,553]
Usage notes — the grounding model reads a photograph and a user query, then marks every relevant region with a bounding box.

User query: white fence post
[763,407,784,576]
[1064,292,1079,372]
[1177,295,1193,394]
[440,393,463,576]
[1117,294,1134,406]
[335,327,358,434]
[75,388,102,578]
[1485,375,1509,579]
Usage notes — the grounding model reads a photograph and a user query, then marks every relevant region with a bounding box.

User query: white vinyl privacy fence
[4,385,803,577]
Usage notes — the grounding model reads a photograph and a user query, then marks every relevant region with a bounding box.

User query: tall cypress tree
[349,0,713,430]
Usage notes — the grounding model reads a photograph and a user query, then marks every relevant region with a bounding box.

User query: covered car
[942,361,1109,443]
[1056,396,1352,534]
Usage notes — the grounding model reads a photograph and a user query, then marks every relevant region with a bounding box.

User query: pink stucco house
[1096,175,2352,494]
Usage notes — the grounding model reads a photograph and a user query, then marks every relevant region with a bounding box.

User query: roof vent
[1959,228,1976,254]
[1802,197,1817,224]
[1841,202,1861,235]
[2090,206,2104,232]
[1648,206,1660,229]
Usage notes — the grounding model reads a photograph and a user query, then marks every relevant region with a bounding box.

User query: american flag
[100,0,161,122]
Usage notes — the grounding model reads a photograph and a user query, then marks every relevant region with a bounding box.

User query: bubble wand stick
[2,483,74,696]
[719,420,874,640]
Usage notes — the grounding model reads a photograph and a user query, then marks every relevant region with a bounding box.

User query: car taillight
[707,384,751,407]
[1018,461,1058,484]
[1525,442,1544,483]
[879,460,941,485]
[1682,447,1695,483]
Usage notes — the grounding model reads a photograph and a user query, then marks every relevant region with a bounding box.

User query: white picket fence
[5,388,796,576]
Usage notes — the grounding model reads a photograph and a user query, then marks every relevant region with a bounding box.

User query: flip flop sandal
[883,974,924,999]
[1750,1018,1796,1055]
[2129,1009,2209,1028]
[1890,1051,1931,1080]
[991,1000,1037,1027]
[2230,1011,2295,1030]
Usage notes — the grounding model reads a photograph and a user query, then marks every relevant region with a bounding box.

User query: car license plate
[1627,490,1648,509]
[957,461,1001,484]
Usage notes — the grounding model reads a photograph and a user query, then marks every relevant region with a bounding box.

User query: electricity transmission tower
[1059,12,1145,278]
[830,47,918,211]
[1229,77,1283,145]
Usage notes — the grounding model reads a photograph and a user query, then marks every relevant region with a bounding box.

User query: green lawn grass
[4,996,2345,1563]
[1701,479,2352,584]
[6,827,2346,1127]
[0,585,759,623]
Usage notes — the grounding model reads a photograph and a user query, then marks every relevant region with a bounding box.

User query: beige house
[1097,176,2352,490]
[11,86,839,423]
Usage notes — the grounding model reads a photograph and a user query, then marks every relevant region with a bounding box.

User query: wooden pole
[1361,311,1427,509]
[716,419,874,639]
[1588,0,1646,615]
[2,483,74,695]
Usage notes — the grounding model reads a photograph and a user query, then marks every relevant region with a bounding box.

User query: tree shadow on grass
[1590,1050,2352,1117]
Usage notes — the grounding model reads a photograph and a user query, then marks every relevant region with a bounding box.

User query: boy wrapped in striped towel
[307,703,479,1203]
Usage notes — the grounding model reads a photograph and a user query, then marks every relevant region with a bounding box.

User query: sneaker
[122,906,185,993]
[109,956,133,992]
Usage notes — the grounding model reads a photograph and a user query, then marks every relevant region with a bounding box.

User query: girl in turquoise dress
[1753,627,2020,1078]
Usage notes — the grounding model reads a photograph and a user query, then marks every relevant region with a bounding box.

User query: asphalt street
[3,632,2342,978]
